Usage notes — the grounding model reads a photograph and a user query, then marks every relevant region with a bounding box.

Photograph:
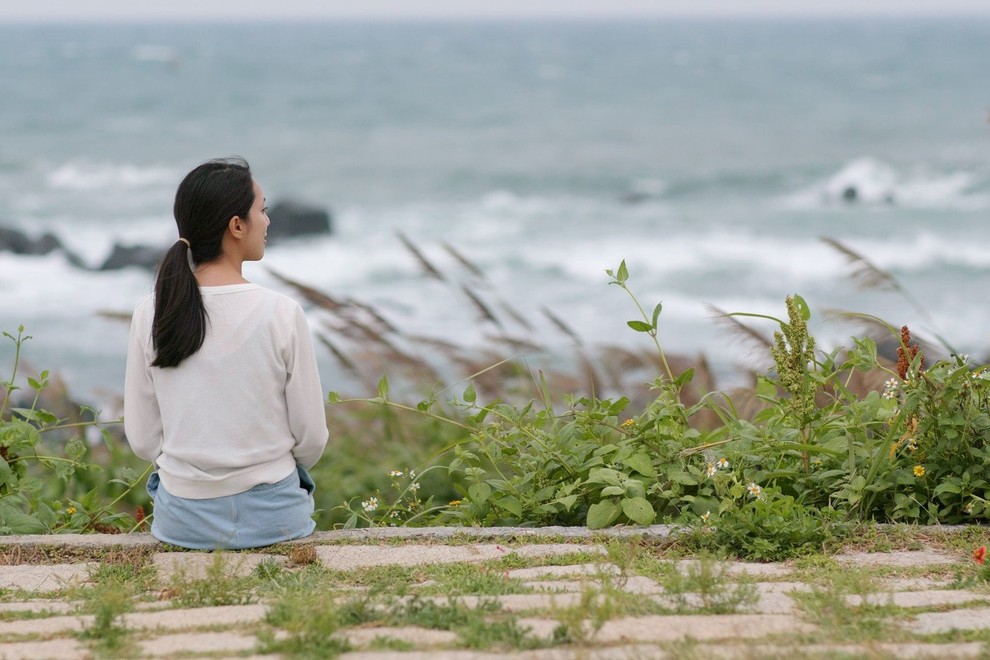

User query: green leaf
[673,368,694,388]
[621,497,656,525]
[377,375,389,400]
[463,382,477,404]
[651,302,663,328]
[624,453,656,478]
[587,467,623,486]
[1,420,40,451]
[600,486,625,497]
[327,391,341,404]
[617,260,629,283]
[468,482,492,504]
[669,471,699,486]
[792,294,811,321]
[494,495,522,518]
[755,377,776,399]
[587,499,621,529]
[607,397,630,417]
[626,321,653,333]
[934,482,961,495]
[54,461,74,482]
[0,502,47,534]
[0,458,14,487]
[556,494,578,511]
[64,437,86,462]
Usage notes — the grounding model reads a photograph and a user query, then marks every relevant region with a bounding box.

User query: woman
[124,157,328,549]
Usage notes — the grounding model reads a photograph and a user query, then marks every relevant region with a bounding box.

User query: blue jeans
[146,464,317,550]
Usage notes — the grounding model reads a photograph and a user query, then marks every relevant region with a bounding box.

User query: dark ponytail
[152,157,254,368]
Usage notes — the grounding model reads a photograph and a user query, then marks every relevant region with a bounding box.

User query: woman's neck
[193,255,248,286]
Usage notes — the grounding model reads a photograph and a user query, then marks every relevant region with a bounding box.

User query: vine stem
[0,328,26,420]
[617,282,674,383]
[334,398,474,432]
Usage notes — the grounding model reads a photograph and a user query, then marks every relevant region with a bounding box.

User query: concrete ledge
[0,526,677,551]
[0,523,977,552]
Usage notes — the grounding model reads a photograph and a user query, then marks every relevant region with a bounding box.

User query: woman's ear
[228,215,246,238]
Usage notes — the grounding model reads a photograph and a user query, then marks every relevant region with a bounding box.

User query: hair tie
[178,238,191,248]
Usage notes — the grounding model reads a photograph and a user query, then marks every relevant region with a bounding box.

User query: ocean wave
[130,44,180,64]
[46,161,177,191]
[782,157,986,210]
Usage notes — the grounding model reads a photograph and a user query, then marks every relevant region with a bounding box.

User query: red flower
[896,326,924,380]
[973,546,986,565]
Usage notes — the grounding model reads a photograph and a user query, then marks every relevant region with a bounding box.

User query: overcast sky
[3,0,990,22]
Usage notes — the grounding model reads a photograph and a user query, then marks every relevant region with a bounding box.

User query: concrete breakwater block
[596,614,815,643]
[834,550,957,568]
[314,542,606,572]
[153,552,285,584]
[0,563,95,592]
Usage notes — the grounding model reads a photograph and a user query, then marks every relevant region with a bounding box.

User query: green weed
[658,556,759,614]
[167,553,258,607]
[791,569,896,641]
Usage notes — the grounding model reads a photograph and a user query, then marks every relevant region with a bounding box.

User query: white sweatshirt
[124,283,329,499]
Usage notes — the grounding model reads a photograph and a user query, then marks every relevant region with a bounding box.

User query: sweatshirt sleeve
[285,304,329,469]
[123,300,164,466]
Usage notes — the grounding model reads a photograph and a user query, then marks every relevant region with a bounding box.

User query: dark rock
[100,243,164,271]
[842,186,858,203]
[266,200,333,242]
[620,191,651,205]
[1,227,59,255]
[0,226,85,267]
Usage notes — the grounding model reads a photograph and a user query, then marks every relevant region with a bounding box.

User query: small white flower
[747,482,762,498]
[409,469,416,479]
[706,463,717,478]
[389,511,400,518]
[361,497,379,512]
[701,510,711,522]
[409,482,421,492]
[964,502,974,514]
[388,470,403,478]
[884,378,898,390]
[716,458,729,469]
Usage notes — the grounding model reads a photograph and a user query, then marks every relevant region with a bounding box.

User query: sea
[1,18,989,403]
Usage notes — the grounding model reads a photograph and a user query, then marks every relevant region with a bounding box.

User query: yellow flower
[66,506,77,515]
[620,419,635,428]
[449,500,462,507]
[913,465,926,478]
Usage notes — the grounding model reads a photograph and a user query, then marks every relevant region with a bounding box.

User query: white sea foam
[783,157,984,210]
[46,161,177,191]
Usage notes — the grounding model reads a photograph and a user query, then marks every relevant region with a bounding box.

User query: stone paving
[0,528,984,658]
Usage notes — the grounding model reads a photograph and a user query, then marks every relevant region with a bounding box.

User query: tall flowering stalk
[896,325,924,380]
[769,296,818,471]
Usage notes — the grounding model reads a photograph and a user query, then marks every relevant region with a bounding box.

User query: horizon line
[2,12,990,24]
